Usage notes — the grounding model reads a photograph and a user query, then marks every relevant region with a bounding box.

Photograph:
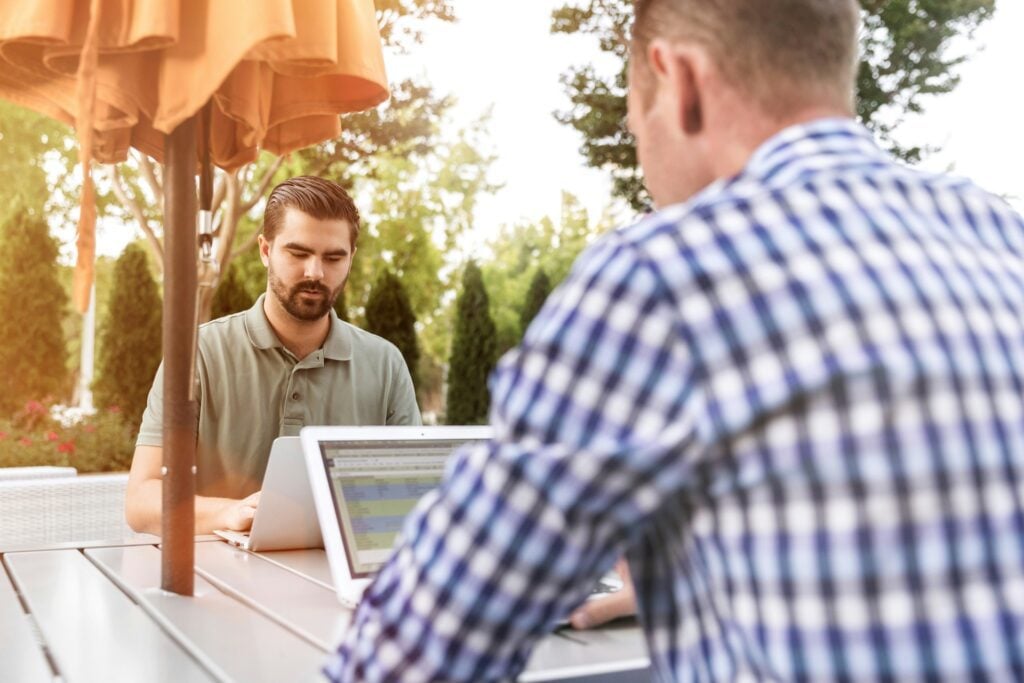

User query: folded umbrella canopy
[0,0,388,593]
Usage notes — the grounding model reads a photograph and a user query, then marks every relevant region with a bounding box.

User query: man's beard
[268,269,343,322]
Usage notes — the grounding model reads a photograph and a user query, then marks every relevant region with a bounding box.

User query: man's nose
[305,258,324,280]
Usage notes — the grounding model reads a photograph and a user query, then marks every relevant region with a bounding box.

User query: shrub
[0,401,135,472]
[446,262,497,425]
[92,243,162,431]
[0,212,69,415]
[365,271,420,389]
[211,259,256,319]
[520,268,552,335]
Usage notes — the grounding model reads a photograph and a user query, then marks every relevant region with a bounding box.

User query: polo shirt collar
[244,293,353,361]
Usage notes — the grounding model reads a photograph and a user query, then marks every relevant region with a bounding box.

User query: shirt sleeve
[134,361,165,447]
[326,235,701,682]
[385,346,422,426]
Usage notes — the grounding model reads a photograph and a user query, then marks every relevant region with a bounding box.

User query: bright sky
[391,0,1024,248]
[899,1,1024,209]
[93,1,1024,257]
[388,1,621,253]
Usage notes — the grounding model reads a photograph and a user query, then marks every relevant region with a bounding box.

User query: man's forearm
[125,478,242,535]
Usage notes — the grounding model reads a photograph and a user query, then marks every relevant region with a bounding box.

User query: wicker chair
[0,466,78,481]
[0,473,141,551]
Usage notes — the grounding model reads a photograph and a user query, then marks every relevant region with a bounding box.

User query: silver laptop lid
[243,436,322,551]
[304,426,492,579]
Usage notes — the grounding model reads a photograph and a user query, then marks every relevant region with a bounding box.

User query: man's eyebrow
[281,242,349,256]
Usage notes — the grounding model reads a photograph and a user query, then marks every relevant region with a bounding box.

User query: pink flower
[57,441,76,454]
[108,405,121,414]
[19,437,32,446]
[45,431,59,442]
[24,400,45,415]
[0,430,7,441]
[83,424,97,433]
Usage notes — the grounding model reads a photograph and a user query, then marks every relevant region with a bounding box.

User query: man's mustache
[292,281,330,296]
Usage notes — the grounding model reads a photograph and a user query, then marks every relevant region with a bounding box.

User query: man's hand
[218,491,261,531]
[569,557,637,629]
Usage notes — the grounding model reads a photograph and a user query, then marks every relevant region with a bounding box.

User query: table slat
[193,541,350,651]
[87,545,326,682]
[0,557,52,682]
[241,546,651,682]
[521,622,652,682]
[5,549,213,682]
[253,547,335,590]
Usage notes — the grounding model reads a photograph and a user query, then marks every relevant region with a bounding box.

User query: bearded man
[126,176,420,535]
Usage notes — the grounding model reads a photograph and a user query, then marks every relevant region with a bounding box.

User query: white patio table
[1,536,651,682]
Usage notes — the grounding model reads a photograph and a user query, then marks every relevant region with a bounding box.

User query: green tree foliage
[376,0,455,50]
[334,289,350,323]
[482,193,608,355]
[343,118,496,351]
[0,212,70,414]
[857,0,994,162]
[92,243,162,429]
[551,0,996,210]
[365,271,420,389]
[520,269,553,333]
[210,259,256,320]
[0,101,75,227]
[446,262,497,425]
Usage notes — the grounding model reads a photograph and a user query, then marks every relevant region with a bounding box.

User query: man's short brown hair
[262,176,361,247]
[632,0,860,113]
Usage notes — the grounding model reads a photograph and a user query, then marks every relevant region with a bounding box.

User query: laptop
[301,425,623,609]
[213,436,324,552]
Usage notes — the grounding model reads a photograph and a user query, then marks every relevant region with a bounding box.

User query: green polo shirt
[137,294,421,498]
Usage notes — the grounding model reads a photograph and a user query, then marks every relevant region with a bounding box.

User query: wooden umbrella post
[161,114,199,595]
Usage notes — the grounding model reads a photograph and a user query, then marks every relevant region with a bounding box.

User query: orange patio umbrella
[0,0,388,593]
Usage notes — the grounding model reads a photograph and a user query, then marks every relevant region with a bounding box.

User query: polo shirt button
[292,392,300,400]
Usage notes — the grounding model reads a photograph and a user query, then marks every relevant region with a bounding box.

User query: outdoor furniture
[0,473,141,551]
[0,538,652,682]
[0,466,78,480]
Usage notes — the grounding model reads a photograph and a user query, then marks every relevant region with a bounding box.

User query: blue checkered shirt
[327,118,1024,681]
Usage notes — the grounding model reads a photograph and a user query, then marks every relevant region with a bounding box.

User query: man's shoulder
[340,321,402,360]
[199,308,251,341]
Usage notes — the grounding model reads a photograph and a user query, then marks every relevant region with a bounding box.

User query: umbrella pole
[161,114,198,595]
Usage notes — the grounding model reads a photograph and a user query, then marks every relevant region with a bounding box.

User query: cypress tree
[446,262,497,425]
[365,271,419,389]
[92,242,162,429]
[0,211,69,414]
[519,268,552,336]
[210,260,255,319]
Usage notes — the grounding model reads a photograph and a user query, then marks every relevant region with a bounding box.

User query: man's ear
[647,39,704,136]
[258,234,271,267]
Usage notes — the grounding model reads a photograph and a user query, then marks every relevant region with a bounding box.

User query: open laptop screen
[318,437,485,578]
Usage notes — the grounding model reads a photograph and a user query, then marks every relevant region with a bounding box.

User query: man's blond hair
[632,0,860,114]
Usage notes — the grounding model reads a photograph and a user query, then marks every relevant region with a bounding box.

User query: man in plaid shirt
[329,0,1024,680]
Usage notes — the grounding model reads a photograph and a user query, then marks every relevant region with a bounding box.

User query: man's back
[329,0,1024,677]
[331,118,1024,682]
[605,118,1024,680]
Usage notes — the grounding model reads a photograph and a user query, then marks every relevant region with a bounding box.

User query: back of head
[632,0,860,115]
[263,176,361,246]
